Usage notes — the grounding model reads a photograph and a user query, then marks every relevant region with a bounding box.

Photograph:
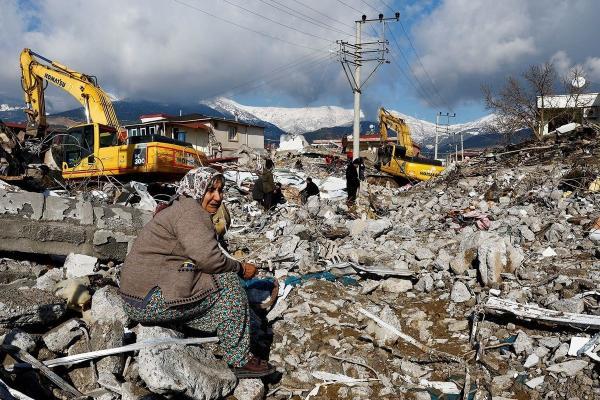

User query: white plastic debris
[568,336,600,362]
[541,247,557,258]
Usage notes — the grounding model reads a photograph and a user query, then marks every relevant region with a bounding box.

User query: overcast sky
[2,0,599,123]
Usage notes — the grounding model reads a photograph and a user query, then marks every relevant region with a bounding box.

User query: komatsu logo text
[44,73,66,88]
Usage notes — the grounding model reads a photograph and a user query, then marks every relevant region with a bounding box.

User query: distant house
[123,113,265,157]
[537,93,600,135]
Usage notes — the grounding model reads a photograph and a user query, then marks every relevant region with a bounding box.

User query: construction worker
[261,159,275,211]
[119,167,275,378]
[341,135,348,154]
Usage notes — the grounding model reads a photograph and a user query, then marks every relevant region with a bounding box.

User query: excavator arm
[20,48,120,137]
[379,107,415,157]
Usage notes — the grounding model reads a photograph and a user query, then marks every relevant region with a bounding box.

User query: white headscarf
[176,167,223,201]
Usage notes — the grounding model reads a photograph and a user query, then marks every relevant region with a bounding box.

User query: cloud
[410,0,600,107]
[0,0,362,111]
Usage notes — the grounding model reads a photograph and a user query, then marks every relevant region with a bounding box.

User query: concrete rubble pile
[1,131,600,399]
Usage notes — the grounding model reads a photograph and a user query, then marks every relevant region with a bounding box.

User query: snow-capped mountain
[204,97,364,136]
[205,97,498,141]
[383,109,498,143]
[0,104,23,112]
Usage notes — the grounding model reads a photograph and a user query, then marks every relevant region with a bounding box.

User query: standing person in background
[341,135,348,154]
[261,159,275,211]
[346,159,360,206]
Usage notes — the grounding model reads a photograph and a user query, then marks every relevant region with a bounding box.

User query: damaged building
[124,113,265,158]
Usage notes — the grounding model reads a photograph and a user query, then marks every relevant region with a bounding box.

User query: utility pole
[338,13,399,160]
[436,112,455,162]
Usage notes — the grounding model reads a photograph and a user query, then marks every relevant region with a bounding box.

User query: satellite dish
[572,76,586,88]
[369,124,374,130]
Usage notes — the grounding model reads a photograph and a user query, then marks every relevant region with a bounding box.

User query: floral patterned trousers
[123,271,251,367]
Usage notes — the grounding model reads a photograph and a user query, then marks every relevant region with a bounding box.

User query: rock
[64,253,98,278]
[552,342,570,361]
[524,353,539,368]
[450,281,471,303]
[137,325,236,399]
[0,287,66,328]
[414,274,434,293]
[400,360,430,378]
[414,247,434,261]
[2,328,37,352]
[120,382,155,400]
[513,331,534,355]
[360,280,380,295]
[449,254,470,275]
[434,249,451,271]
[547,360,589,377]
[89,286,130,326]
[381,278,413,294]
[447,320,469,332]
[90,321,124,376]
[232,379,265,400]
[306,196,320,216]
[366,305,401,343]
[478,236,507,286]
[539,336,561,349]
[525,375,545,389]
[347,219,392,239]
[491,373,513,392]
[68,338,98,393]
[549,298,585,314]
[43,318,84,353]
[34,268,65,291]
[506,245,524,273]
[519,226,535,242]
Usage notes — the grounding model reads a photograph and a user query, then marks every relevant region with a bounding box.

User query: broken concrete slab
[64,253,98,278]
[89,286,130,326]
[0,287,66,328]
[137,325,236,399]
[42,318,84,353]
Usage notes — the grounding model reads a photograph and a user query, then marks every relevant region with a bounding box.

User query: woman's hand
[240,262,257,280]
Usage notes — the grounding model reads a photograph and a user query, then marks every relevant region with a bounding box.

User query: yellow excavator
[375,107,444,182]
[20,48,207,181]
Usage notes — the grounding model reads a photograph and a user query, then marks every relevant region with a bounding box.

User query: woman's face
[201,179,224,214]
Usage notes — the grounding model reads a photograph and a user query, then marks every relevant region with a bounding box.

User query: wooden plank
[484,297,600,329]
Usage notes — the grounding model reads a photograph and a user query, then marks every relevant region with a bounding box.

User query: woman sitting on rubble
[118,167,275,378]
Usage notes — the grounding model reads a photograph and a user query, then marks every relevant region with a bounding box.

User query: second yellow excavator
[375,107,444,182]
[20,48,207,181]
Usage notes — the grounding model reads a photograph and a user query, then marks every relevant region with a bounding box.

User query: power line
[378,0,395,13]
[336,0,362,14]
[172,0,325,51]
[387,26,442,109]
[291,0,353,31]
[220,0,333,42]
[358,0,379,13]
[399,21,452,111]
[257,0,356,38]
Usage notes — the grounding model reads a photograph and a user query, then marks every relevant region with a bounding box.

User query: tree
[482,63,557,141]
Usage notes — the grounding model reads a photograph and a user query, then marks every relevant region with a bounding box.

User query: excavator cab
[60,123,118,172]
